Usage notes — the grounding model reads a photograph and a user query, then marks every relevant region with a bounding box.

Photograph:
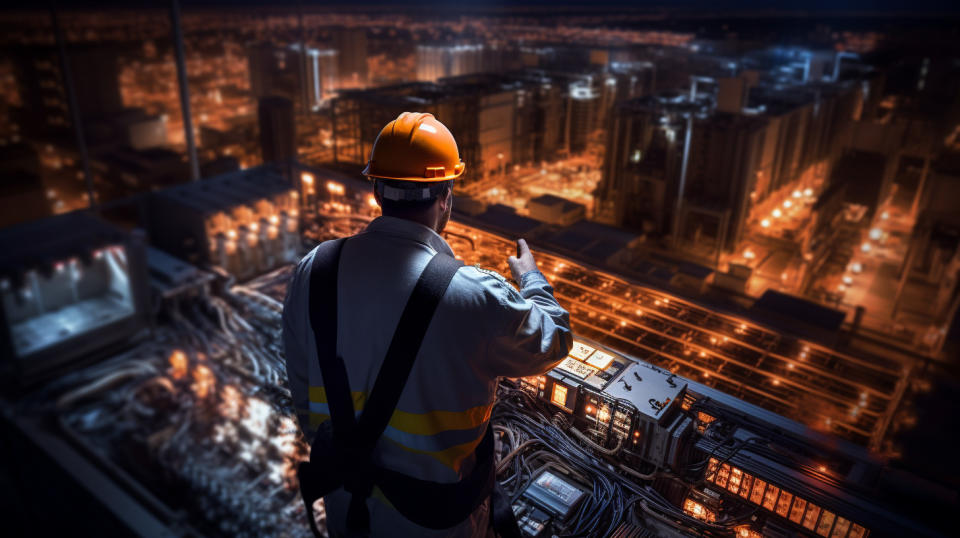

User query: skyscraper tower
[332,27,368,89]
[257,96,296,167]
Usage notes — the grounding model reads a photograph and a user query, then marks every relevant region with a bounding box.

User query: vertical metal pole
[170,0,200,181]
[672,114,693,248]
[297,0,310,115]
[51,6,97,211]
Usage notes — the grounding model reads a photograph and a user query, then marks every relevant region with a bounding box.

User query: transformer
[0,211,149,383]
[148,166,299,280]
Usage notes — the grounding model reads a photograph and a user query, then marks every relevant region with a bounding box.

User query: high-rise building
[248,43,338,112]
[680,113,768,252]
[599,94,698,237]
[332,27,368,90]
[12,44,123,138]
[0,143,49,227]
[597,61,657,128]
[511,72,566,164]
[416,44,484,82]
[893,152,960,354]
[599,92,766,252]
[566,81,597,154]
[257,96,295,166]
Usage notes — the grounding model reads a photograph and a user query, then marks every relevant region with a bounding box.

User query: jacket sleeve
[482,269,573,378]
[282,251,314,435]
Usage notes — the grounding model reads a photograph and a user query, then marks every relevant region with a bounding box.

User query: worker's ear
[438,186,453,212]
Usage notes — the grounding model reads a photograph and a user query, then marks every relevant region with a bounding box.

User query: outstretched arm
[484,239,573,378]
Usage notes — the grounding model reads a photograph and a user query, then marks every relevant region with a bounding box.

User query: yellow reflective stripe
[309,386,491,435]
[309,386,367,411]
[389,435,485,472]
[389,404,492,435]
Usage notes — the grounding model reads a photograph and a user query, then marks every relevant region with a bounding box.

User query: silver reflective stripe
[381,184,434,201]
[382,185,404,200]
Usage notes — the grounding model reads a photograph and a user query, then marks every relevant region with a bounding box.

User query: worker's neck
[383,211,440,234]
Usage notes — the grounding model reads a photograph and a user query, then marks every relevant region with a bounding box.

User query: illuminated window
[830,517,851,538]
[727,467,743,494]
[775,491,793,517]
[716,464,731,488]
[789,497,807,523]
[739,473,754,499]
[551,384,568,408]
[817,511,836,536]
[697,412,716,425]
[848,524,868,538]
[802,505,821,530]
[750,478,767,505]
[762,485,780,511]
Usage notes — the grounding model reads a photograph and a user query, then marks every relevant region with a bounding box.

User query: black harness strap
[302,238,487,535]
[342,250,464,532]
[306,238,355,445]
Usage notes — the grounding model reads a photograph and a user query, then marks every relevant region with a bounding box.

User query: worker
[282,112,573,537]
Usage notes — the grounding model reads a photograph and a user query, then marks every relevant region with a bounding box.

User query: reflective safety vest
[283,216,573,535]
[297,237,502,535]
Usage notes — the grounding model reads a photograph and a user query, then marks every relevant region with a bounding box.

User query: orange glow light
[192,364,216,399]
[169,349,188,380]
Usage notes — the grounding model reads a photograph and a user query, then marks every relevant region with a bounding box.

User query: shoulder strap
[307,238,355,443]
[308,241,464,533]
[343,250,462,533]
[355,251,463,448]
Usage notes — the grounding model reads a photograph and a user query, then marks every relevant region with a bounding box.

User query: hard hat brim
[362,163,465,182]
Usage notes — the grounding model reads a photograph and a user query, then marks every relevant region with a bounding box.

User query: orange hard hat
[362,112,465,182]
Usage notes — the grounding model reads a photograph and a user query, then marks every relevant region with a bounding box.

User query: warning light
[551,384,568,407]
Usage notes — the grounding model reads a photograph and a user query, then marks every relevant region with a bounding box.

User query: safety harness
[297,238,520,536]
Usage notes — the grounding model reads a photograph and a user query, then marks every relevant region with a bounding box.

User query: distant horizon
[7,0,960,17]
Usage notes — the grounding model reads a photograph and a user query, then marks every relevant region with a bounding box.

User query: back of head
[362,112,464,220]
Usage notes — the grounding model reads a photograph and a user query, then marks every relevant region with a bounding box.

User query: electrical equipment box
[512,470,587,536]
[0,211,149,382]
[148,166,299,280]
[526,338,691,469]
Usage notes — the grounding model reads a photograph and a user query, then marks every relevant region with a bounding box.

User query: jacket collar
[363,215,456,258]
